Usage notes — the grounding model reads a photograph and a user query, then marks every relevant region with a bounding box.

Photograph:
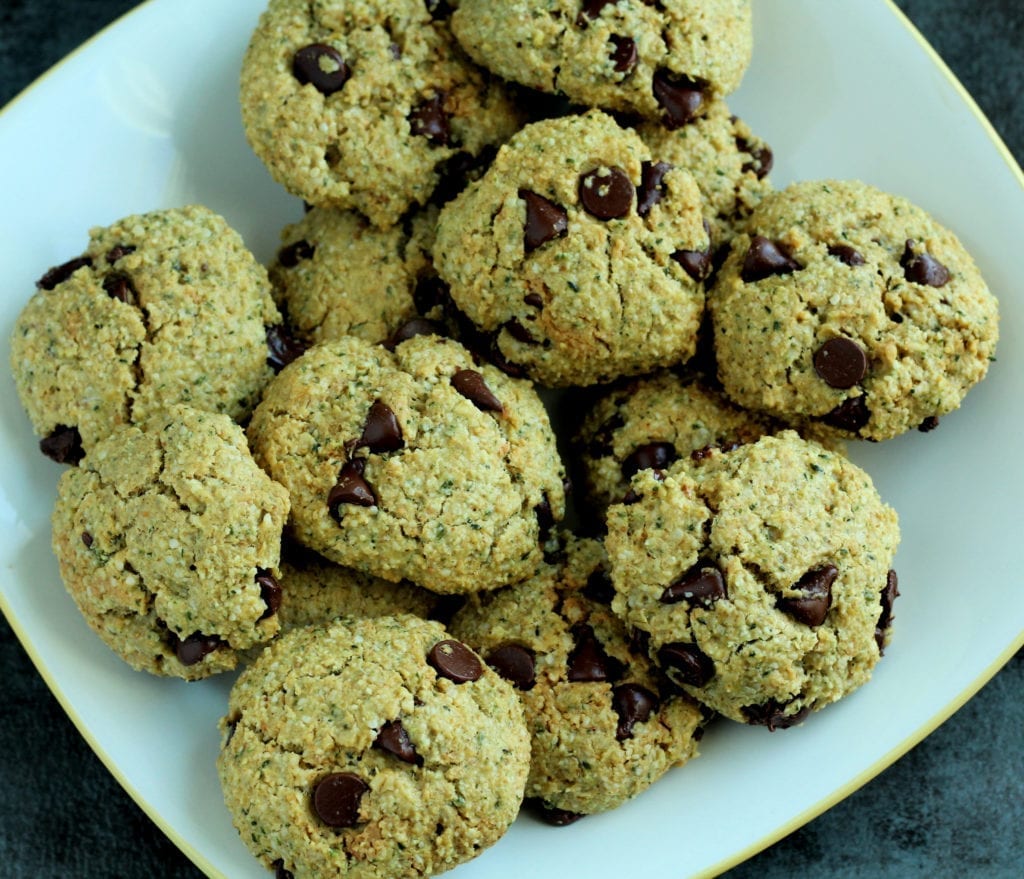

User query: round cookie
[51,406,290,680]
[217,615,530,878]
[247,333,566,594]
[10,205,281,462]
[240,0,522,228]
[604,431,900,729]
[449,535,704,818]
[451,0,751,125]
[710,179,1000,441]
[434,110,710,386]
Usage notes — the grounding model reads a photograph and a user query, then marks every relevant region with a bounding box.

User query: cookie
[240,0,522,228]
[605,431,900,728]
[10,205,281,461]
[710,180,1000,441]
[218,615,530,878]
[51,406,290,680]
[450,535,704,818]
[247,333,566,594]
[434,110,709,386]
[451,0,752,124]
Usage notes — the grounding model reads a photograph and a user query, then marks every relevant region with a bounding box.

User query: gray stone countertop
[0,1,1021,877]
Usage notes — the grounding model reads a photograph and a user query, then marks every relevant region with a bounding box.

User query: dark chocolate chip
[628,627,650,658]
[901,239,951,287]
[524,292,544,309]
[451,369,503,412]
[504,318,538,344]
[875,568,900,652]
[609,35,638,74]
[528,799,585,826]
[621,442,676,479]
[81,531,93,548]
[37,256,92,290]
[578,166,634,220]
[652,70,706,128]
[105,244,136,264]
[658,642,714,687]
[813,337,868,389]
[312,772,368,826]
[621,488,643,505]
[612,683,659,740]
[292,44,351,96]
[486,644,536,690]
[266,324,307,372]
[672,243,712,282]
[822,395,871,432]
[272,859,294,879]
[278,239,315,268]
[776,564,837,627]
[637,161,673,218]
[39,425,84,465]
[256,568,282,619]
[918,415,940,433]
[583,569,615,604]
[741,235,801,282]
[172,631,223,666]
[384,318,445,350]
[567,624,623,682]
[519,189,568,252]
[827,243,865,266]
[660,560,726,608]
[577,0,615,25]
[102,272,136,305]
[737,138,774,179]
[428,639,483,683]
[373,720,423,765]
[742,699,810,731]
[409,94,450,146]
[357,400,404,453]
[327,460,376,516]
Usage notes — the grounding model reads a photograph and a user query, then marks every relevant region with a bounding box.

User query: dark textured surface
[1,2,1021,878]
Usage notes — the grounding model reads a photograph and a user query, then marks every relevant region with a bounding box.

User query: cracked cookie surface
[217,614,530,879]
[51,406,290,680]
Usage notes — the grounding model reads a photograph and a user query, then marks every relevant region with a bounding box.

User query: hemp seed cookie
[10,205,282,463]
[605,431,900,729]
[247,333,565,594]
[450,535,704,819]
[51,406,290,680]
[240,0,522,228]
[434,110,710,386]
[710,180,1000,441]
[451,0,751,125]
[218,615,530,879]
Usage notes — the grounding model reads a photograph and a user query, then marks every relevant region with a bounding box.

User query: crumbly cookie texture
[10,205,280,460]
[218,615,530,879]
[247,334,565,594]
[451,0,751,123]
[605,431,900,728]
[450,535,704,817]
[240,0,522,228]
[434,110,709,386]
[51,406,289,680]
[710,179,1000,441]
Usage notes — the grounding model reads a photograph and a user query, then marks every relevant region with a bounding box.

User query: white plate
[1,2,1022,877]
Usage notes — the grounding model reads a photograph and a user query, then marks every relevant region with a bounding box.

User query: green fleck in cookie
[605,431,900,729]
[217,615,530,878]
[51,406,290,680]
[710,180,1000,441]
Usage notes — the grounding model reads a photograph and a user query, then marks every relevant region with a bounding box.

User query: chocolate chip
[105,244,136,264]
[660,560,726,608]
[356,400,404,453]
[609,35,638,74]
[583,569,615,604]
[272,859,294,879]
[524,292,544,309]
[776,564,837,627]
[39,425,84,465]
[504,318,537,344]
[827,243,865,266]
[901,239,951,287]
[612,683,658,740]
[741,235,801,282]
[918,415,940,433]
[652,70,706,128]
[672,226,713,282]
[451,369,503,412]
[256,569,282,619]
[278,239,315,268]
[519,189,568,252]
[312,773,368,827]
[657,642,714,687]
[628,627,650,658]
[171,631,223,666]
[486,644,536,690]
[737,138,774,179]
[822,395,871,432]
[637,161,673,218]
[534,494,556,545]
[621,442,676,479]
[813,337,868,389]
[621,488,643,505]
[577,0,615,25]
[578,166,634,220]
[81,531,93,548]
[567,624,623,682]
[384,318,444,350]
[266,324,307,372]
[102,272,136,305]
[529,799,585,826]
[428,639,483,683]
[37,256,92,290]
[742,699,810,731]
[875,569,900,653]
[373,720,423,765]
[327,460,376,516]
[409,94,450,146]
[292,44,350,96]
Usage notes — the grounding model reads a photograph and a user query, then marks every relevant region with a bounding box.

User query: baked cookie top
[218,615,530,878]
[247,334,565,594]
[10,205,280,461]
[710,179,1000,441]
[51,406,289,680]
[434,110,709,386]
[240,0,522,227]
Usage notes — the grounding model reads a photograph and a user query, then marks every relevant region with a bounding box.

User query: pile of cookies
[9,1,1000,877]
